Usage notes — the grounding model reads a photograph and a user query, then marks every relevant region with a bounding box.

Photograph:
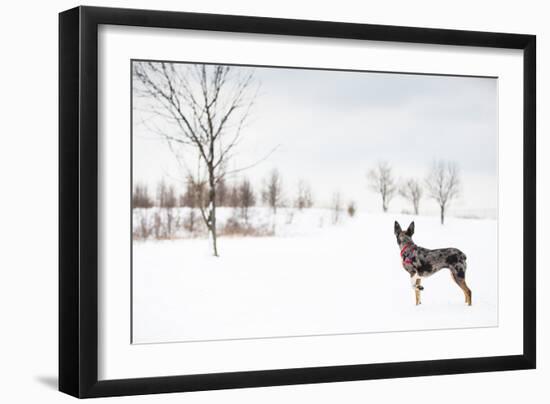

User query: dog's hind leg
[450,266,472,306]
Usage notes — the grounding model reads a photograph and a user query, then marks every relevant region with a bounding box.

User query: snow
[132,208,498,344]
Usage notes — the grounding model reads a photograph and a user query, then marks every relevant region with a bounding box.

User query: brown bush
[221,217,273,237]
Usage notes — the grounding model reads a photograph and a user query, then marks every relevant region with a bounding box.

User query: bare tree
[154,180,178,239]
[164,207,178,239]
[157,179,177,208]
[295,179,314,210]
[425,161,461,225]
[367,162,397,212]
[347,201,357,218]
[183,207,199,233]
[228,182,240,208]
[133,210,152,239]
[180,176,205,233]
[238,178,256,222]
[215,177,229,207]
[262,168,284,214]
[399,178,423,215]
[331,192,343,224]
[132,183,153,208]
[179,176,204,208]
[133,61,260,256]
[153,210,162,240]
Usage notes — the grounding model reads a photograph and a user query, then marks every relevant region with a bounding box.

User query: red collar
[400,243,412,257]
[400,243,416,264]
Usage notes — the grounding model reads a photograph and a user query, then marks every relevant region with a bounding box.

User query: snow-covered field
[132,208,498,344]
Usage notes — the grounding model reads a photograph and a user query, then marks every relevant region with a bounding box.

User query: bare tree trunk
[207,167,218,257]
[440,204,445,225]
[210,209,218,256]
[205,198,218,256]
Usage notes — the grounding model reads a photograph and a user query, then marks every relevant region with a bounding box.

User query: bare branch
[222,145,281,178]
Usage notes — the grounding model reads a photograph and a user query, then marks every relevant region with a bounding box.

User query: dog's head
[394,221,415,246]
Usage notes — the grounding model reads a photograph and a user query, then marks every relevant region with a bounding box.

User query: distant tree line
[367,160,461,225]
[132,169,330,240]
[133,170,321,213]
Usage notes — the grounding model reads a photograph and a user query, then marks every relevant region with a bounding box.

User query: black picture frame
[59,6,536,398]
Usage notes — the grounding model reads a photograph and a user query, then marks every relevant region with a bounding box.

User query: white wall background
[0,0,546,402]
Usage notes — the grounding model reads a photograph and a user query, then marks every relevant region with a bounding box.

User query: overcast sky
[133,63,498,218]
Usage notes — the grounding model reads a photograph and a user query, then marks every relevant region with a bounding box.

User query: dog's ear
[406,221,415,236]
[394,221,402,236]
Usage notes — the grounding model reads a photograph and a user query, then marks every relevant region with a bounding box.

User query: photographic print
[131,60,498,344]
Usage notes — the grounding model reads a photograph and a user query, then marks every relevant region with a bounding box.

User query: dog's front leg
[411,274,423,305]
[415,278,423,305]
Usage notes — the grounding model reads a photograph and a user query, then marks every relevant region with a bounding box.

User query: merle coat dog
[394,221,472,306]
